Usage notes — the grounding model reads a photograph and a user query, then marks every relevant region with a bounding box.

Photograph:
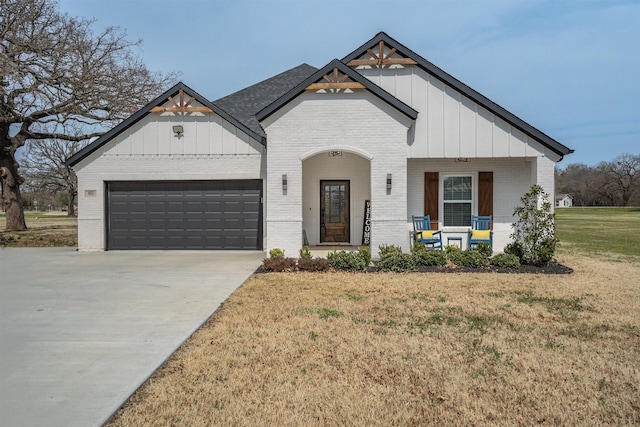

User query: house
[556,194,573,207]
[67,32,573,254]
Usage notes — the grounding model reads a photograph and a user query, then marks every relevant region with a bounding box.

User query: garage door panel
[107,180,262,250]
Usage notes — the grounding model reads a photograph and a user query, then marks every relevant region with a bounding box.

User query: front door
[320,180,350,243]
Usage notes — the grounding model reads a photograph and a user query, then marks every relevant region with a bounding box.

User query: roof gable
[256,59,418,123]
[343,32,573,159]
[67,82,263,167]
[213,64,318,140]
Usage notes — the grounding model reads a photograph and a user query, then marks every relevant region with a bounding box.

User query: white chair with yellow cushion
[412,215,443,250]
[468,215,493,253]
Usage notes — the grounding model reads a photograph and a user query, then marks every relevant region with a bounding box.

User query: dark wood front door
[320,180,350,243]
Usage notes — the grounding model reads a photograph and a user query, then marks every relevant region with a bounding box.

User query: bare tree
[22,138,88,216]
[557,153,640,207]
[600,153,640,206]
[1,0,177,230]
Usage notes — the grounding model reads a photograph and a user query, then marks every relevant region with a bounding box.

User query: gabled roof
[213,64,318,139]
[256,59,418,122]
[343,32,574,159]
[67,82,263,167]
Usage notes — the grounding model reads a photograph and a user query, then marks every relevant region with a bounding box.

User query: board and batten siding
[356,66,561,162]
[73,106,265,251]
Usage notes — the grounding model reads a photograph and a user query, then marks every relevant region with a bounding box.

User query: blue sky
[58,0,639,166]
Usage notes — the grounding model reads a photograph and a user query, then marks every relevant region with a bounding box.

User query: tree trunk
[68,191,76,216]
[1,153,27,231]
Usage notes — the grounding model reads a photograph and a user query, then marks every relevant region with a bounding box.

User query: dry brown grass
[107,250,640,426]
[0,212,77,247]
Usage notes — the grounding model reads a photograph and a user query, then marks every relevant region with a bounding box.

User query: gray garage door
[107,181,262,250]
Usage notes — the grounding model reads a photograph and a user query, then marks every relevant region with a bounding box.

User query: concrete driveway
[0,248,263,427]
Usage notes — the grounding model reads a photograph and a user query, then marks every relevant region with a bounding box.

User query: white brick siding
[302,152,371,246]
[261,91,414,256]
[407,157,543,252]
[73,111,264,251]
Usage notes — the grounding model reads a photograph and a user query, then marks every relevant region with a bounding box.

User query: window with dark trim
[443,175,472,227]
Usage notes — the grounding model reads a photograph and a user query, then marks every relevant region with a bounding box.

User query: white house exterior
[556,194,574,207]
[68,32,573,255]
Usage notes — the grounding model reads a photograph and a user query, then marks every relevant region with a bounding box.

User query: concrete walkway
[0,248,263,427]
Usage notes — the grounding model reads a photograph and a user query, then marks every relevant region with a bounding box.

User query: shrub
[445,244,461,258]
[511,185,558,265]
[299,246,312,259]
[378,244,403,257]
[477,242,492,258]
[490,253,521,269]
[297,257,331,272]
[269,248,285,259]
[377,251,416,272]
[327,250,368,272]
[504,242,524,261]
[261,257,296,272]
[448,249,489,268]
[412,242,447,266]
[358,246,372,266]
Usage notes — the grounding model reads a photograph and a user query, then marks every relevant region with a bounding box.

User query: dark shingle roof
[256,59,417,123]
[213,63,318,139]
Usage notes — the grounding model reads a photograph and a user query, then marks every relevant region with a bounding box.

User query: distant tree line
[555,153,640,206]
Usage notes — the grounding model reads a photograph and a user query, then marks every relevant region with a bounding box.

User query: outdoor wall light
[282,174,288,191]
[386,173,392,191]
[172,125,184,136]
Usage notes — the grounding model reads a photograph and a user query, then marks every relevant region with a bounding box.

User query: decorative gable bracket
[149,89,213,113]
[306,67,365,91]
[346,40,417,67]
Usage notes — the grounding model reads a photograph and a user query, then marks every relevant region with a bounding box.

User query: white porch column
[530,156,557,212]
[370,157,409,257]
[265,155,303,257]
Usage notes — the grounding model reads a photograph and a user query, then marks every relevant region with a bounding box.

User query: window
[443,176,472,227]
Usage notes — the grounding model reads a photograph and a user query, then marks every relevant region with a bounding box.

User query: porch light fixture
[172,125,184,137]
[282,174,288,191]
[386,173,392,191]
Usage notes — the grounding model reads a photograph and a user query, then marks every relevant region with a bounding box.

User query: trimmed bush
[477,242,492,258]
[269,248,285,259]
[261,257,296,272]
[378,251,416,272]
[448,249,489,268]
[504,242,524,261]
[298,257,331,272]
[358,246,372,266]
[412,242,447,266]
[445,244,461,258]
[378,244,403,257]
[299,246,312,259]
[327,250,368,272]
[490,253,521,269]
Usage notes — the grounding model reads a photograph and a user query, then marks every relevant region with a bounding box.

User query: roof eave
[256,59,417,123]
[343,32,573,160]
[67,82,264,167]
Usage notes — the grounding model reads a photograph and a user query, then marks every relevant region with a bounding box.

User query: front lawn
[106,249,640,426]
[0,211,77,247]
[555,207,640,257]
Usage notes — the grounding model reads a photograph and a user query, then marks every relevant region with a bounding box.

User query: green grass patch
[555,207,640,257]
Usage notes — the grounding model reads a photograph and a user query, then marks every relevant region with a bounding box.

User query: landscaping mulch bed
[256,260,573,274]
[411,260,573,274]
